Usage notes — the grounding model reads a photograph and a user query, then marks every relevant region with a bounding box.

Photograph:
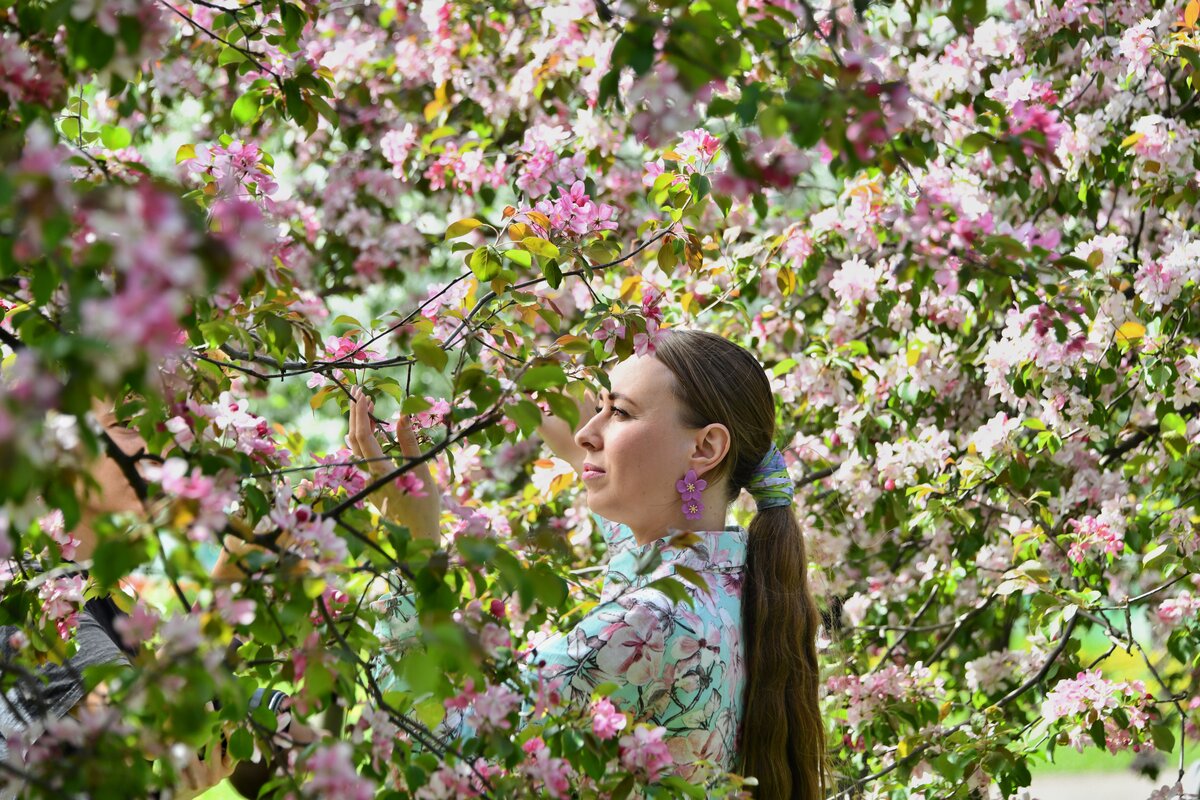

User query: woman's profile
[348,328,827,798]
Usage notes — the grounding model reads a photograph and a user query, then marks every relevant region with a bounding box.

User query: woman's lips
[581,466,606,481]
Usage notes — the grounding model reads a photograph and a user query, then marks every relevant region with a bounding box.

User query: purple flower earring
[676,468,707,521]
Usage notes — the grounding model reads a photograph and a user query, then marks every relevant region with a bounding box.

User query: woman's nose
[574,414,601,451]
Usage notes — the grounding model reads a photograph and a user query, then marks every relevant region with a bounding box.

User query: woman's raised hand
[346,387,441,543]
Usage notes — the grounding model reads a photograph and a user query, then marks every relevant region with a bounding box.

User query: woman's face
[573,355,730,541]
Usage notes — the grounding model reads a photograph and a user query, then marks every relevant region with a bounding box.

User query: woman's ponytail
[740,504,827,799]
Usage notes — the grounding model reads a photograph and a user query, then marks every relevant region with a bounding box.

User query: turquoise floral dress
[372,517,748,776]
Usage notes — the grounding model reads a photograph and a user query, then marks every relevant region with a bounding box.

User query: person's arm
[346,386,442,544]
[535,386,596,475]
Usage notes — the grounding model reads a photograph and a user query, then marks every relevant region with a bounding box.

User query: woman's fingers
[207,735,233,784]
[393,411,421,459]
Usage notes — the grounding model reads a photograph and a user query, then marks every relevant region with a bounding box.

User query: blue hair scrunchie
[746,444,794,512]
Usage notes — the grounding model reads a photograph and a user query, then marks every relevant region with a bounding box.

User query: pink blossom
[525,181,618,238]
[113,602,161,647]
[146,458,215,500]
[1119,17,1158,77]
[214,589,257,626]
[380,123,419,178]
[38,575,85,639]
[269,489,346,566]
[414,397,452,429]
[184,139,278,199]
[618,724,675,781]
[39,509,79,561]
[1156,591,1200,627]
[444,679,478,712]
[1066,515,1124,563]
[305,449,369,499]
[829,257,886,306]
[676,128,721,164]
[592,317,627,354]
[473,682,521,731]
[303,742,375,800]
[520,736,574,797]
[633,319,663,356]
[590,697,627,740]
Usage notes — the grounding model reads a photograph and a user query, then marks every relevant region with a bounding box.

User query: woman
[351,329,826,798]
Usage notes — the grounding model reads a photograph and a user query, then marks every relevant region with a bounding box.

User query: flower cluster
[525,181,618,238]
[1042,670,1156,753]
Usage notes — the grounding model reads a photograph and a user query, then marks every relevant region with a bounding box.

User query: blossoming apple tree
[3,0,1200,796]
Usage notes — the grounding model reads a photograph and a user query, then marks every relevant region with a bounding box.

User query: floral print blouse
[372,517,748,775]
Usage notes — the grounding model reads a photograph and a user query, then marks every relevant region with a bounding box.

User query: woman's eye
[611,407,628,418]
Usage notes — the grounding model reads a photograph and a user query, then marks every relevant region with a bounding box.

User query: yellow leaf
[906,343,923,367]
[520,237,559,258]
[445,218,484,239]
[1116,320,1146,345]
[175,143,196,164]
[423,82,448,122]
[1187,0,1199,28]
[310,385,334,410]
[1120,132,1144,149]
[527,210,552,231]
[508,222,530,240]
[680,292,694,315]
[776,266,796,296]
[619,275,642,301]
[549,472,574,496]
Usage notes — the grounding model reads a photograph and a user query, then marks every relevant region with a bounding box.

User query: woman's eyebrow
[601,390,639,409]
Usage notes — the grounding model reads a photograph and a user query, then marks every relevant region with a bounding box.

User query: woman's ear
[690,423,731,475]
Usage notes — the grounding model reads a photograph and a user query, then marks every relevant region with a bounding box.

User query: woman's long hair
[654,328,827,800]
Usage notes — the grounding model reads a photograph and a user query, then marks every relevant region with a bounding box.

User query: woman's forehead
[606,356,669,399]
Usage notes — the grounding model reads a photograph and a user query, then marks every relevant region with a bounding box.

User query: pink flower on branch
[522,180,618,238]
[590,697,627,740]
[618,724,675,781]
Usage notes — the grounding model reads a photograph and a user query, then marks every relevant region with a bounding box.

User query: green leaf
[1150,722,1176,753]
[219,47,247,66]
[961,132,991,154]
[412,336,448,371]
[521,237,559,258]
[232,92,261,124]
[544,391,579,431]
[504,400,542,436]
[224,728,252,762]
[468,247,502,281]
[1161,412,1186,436]
[100,124,131,150]
[281,2,306,39]
[59,117,81,141]
[660,776,707,799]
[542,258,563,289]
[644,576,694,608]
[518,364,567,391]
[503,249,532,268]
[90,537,151,588]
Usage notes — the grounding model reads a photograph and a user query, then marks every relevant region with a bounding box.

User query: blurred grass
[199,782,241,799]
[1032,745,1137,774]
